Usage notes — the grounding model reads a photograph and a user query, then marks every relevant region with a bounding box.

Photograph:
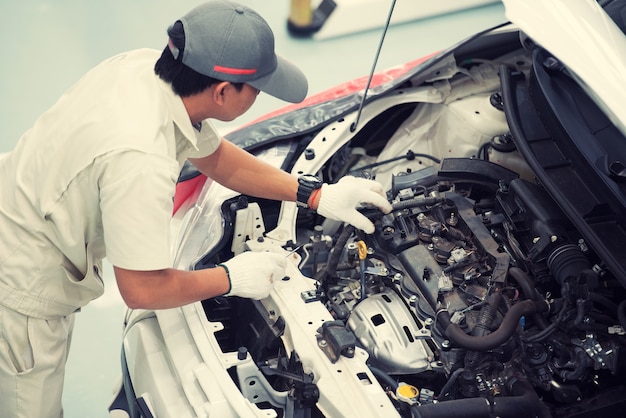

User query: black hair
[154,21,243,97]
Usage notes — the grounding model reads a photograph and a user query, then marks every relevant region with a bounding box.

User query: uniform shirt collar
[158,79,213,152]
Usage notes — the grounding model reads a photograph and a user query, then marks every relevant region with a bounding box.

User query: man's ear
[212,81,231,105]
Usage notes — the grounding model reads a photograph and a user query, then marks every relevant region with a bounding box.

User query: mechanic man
[0,1,392,417]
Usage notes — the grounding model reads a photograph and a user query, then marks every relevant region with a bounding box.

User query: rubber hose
[574,299,586,326]
[508,267,550,329]
[508,267,543,302]
[436,367,465,400]
[438,299,548,351]
[367,364,398,391]
[559,348,590,381]
[589,292,618,314]
[411,397,490,418]
[391,196,443,211]
[411,380,549,418]
[492,380,550,418]
[315,224,355,281]
[473,293,501,337]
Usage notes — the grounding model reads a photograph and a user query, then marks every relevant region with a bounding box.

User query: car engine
[199,154,626,418]
[314,164,626,418]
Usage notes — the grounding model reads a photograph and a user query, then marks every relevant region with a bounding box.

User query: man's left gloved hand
[316,176,392,234]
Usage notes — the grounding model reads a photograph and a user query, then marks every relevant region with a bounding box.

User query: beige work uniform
[0,49,221,417]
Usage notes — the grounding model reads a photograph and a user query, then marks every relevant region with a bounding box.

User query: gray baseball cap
[168,0,308,103]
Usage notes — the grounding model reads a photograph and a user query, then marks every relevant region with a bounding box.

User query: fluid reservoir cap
[396,383,419,405]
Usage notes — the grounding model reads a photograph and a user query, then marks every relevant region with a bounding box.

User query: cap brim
[248,55,308,103]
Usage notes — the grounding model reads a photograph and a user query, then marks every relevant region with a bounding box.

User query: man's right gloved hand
[219,251,287,299]
[316,176,392,234]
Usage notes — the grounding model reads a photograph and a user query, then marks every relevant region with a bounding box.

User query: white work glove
[317,176,392,234]
[220,251,287,299]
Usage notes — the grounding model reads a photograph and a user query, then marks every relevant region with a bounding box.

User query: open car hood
[498,0,626,283]
[503,0,626,136]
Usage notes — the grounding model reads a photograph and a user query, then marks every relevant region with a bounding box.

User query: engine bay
[191,34,626,418]
[202,160,626,417]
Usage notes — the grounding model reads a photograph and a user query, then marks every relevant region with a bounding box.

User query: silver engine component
[347,290,433,374]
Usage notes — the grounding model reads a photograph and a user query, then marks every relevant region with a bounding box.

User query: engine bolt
[383,226,394,233]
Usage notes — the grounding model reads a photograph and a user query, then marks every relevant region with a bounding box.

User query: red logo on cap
[214,65,257,75]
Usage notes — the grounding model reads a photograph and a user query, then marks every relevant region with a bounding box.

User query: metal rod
[350,0,397,133]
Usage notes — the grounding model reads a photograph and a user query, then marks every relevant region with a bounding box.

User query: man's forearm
[189,139,298,202]
[113,266,230,309]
